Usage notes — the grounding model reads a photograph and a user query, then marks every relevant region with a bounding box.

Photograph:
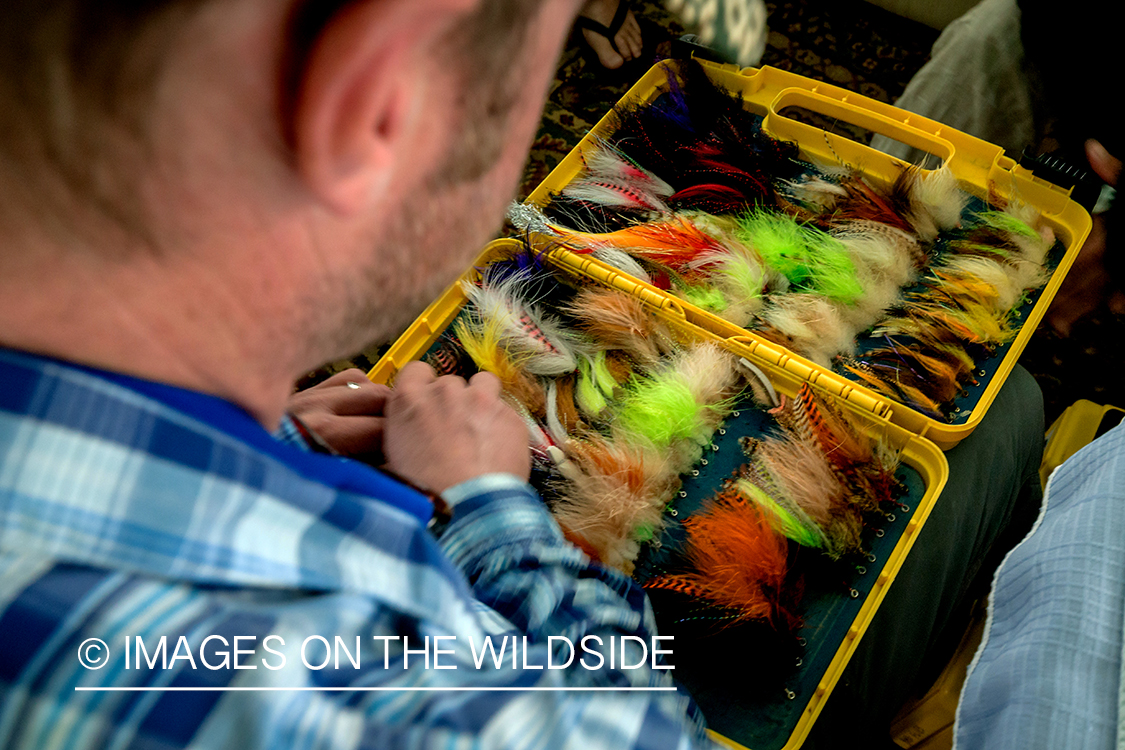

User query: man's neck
[0,241,300,430]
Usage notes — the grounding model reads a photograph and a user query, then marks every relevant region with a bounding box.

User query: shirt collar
[0,347,435,525]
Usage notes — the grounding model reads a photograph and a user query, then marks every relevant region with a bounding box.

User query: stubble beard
[313,142,520,365]
[304,3,553,368]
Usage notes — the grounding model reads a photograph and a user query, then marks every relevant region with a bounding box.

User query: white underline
[75,686,677,693]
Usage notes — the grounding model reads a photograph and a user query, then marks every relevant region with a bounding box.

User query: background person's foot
[577,0,643,70]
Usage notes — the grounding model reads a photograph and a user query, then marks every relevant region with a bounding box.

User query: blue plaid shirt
[0,348,713,750]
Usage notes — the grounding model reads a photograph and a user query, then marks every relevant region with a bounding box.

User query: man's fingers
[467,370,501,399]
[394,361,439,392]
[330,382,390,416]
[322,416,386,459]
[301,414,386,460]
[289,371,390,417]
[1109,291,1125,316]
[382,362,530,491]
[1087,139,1121,187]
[318,368,372,387]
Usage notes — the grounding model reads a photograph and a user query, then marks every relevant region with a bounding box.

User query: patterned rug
[312,0,1124,425]
[517,0,939,200]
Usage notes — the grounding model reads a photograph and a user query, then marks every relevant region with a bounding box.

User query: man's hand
[382,361,531,494]
[1046,139,1123,336]
[1088,139,1122,187]
[287,369,390,463]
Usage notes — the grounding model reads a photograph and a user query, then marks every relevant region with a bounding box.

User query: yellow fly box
[890,609,986,748]
[520,58,1092,449]
[370,238,948,750]
[1040,399,1125,487]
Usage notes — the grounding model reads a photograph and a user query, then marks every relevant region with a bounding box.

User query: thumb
[1086,139,1122,187]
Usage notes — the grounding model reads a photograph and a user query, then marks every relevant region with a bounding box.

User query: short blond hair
[0,0,540,233]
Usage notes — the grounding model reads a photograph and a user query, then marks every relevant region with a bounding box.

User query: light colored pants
[869,0,1037,165]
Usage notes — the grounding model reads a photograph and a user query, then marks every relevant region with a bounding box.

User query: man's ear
[291,0,476,214]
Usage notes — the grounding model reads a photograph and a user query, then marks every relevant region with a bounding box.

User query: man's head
[0,0,578,424]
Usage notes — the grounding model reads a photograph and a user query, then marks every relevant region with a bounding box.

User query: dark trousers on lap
[805,365,1045,748]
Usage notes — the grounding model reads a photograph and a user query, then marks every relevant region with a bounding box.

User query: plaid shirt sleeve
[273,413,314,450]
[0,350,717,750]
